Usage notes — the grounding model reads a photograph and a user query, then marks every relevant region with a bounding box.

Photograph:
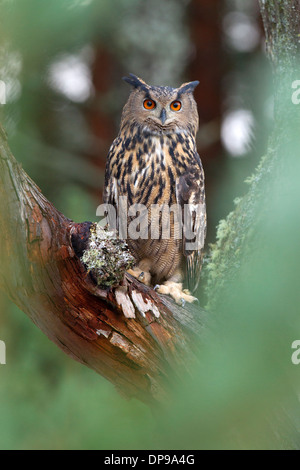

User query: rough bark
[259,0,300,125]
[259,0,300,66]
[0,124,206,406]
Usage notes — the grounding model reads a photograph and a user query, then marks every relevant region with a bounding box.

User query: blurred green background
[1,0,299,450]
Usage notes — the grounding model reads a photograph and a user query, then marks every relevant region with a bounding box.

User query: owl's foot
[155,281,197,306]
[127,267,151,286]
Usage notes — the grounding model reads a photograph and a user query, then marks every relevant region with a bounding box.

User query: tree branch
[0,124,206,406]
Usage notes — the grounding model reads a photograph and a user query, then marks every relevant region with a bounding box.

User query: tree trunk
[205,0,300,310]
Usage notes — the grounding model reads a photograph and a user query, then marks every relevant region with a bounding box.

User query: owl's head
[121,74,199,136]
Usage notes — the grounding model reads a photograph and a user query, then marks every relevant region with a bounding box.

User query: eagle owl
[104,74,206,305]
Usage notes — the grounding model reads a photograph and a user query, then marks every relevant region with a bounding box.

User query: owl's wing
[175,156,207,293]
[103,145,119,231]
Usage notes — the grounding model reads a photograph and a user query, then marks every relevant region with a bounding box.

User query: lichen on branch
[81,223,135,288]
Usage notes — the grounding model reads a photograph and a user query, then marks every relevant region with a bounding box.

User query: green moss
[81,223,135,288]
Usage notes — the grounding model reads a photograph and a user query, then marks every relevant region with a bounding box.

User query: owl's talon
[155,281,197,305]
[154,284,160,291]
[127,266,151,286]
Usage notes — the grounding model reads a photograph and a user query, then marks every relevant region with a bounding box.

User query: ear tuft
[178,80,200,96]
[122,74,149,92]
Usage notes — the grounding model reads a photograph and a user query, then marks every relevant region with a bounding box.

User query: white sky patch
[223,12,260,53]
[221,109,255,157]
[48,51,94,103]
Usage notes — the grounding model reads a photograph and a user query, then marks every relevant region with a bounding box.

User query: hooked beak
[160,108,167,125]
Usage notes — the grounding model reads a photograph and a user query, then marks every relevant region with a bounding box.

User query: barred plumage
[104,74,206,304]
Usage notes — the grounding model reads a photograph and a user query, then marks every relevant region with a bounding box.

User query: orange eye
[170,100,182,111]
[143,99,156,110]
